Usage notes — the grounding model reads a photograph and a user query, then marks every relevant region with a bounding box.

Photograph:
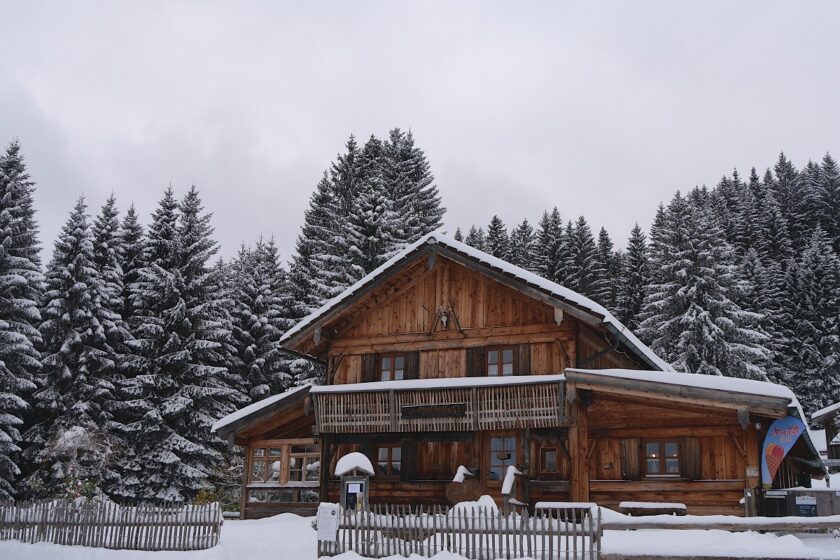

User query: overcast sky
[1,1,838,261]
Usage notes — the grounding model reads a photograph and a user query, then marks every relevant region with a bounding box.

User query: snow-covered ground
[2,512,840,559]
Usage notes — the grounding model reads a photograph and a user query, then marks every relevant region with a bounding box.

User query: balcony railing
[311,375,568,434]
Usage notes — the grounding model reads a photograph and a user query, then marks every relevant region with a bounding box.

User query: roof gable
[281,232,672,372]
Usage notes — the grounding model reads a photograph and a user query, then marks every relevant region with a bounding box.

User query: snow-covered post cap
[334,452,375,477]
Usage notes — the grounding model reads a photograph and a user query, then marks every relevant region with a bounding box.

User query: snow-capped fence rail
[317,502,601,559]
[0,499,222,551]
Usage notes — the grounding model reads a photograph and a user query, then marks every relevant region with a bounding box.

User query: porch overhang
[310,374,570,434]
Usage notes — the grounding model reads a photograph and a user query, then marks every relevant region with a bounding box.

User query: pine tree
[637,194,770,378]
[383,129,444,247]
[616,224,649,329]
[118,205,145,322]
[534,208,563,282]
[119,187,245,502]
[464,226,486,251]
[784,228,840,412]
[594,227,619,310]
[0,141,43,499]
[564,216,603,300]
[348,136,397,273]
[453,227,463,242]
[816,153,840,252]
[25,197,119,496]
[230,240,296,401]
[485,216,509,259]
[508,219,536,271]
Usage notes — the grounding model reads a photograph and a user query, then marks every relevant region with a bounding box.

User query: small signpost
[794,495,818,517]
[334,451,375,511]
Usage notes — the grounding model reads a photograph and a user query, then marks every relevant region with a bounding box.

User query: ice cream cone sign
[760,416,806,489]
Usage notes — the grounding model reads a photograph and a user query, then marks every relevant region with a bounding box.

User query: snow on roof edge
[280,230,672,372]
[566,368,796,401]
[812,401,840,422]
[335,452,375,477]
[211,384,311,434]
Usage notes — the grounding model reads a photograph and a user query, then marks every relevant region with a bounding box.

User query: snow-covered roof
[310,373,566,394]
[334,452,375,477]
[566,368,797,402]
[279,231,672,372]
[812,401,840,424]
[811,429,828,454]
[567,368,825,470]
[211,384,311,434]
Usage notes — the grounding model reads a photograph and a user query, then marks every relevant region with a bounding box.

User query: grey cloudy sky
[1,1,838,260]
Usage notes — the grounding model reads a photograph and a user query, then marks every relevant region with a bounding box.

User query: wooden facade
[214,234,823,519]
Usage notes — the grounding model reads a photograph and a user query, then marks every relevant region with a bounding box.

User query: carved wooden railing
[313,377,568,434]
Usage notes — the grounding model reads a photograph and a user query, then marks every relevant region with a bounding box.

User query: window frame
[539,446,559,475]
[246,438,320,504]
[485,345,515,377]
[642,439,681,478]
[376,444,403,477]
[377,353,407,382]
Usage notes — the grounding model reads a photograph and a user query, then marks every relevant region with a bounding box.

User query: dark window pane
[665,459,680,474]
[645,443,659,459]
[394,369,404,380]
[251,461,266,482]
[488,350,498,364]
[647,459,660,474]
[395,356,405,369]
[269,448,282,457]
[382,357,392,371]
[665,442,679,458]
[488,364,498,376]
[392,461,401,475]
[253,448,266,458]
[502,362,513,375]
[502,349,513,363]
[392,447,402,461]
[542,449,557,473]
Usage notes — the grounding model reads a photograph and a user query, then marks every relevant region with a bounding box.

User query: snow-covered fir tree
[595,227,620,311]
[0,141,43,499]
[485,215,509,259]
[25,197,121,496]
[564,216,603,301]
[615,224,649,329]
[637,193,770,379]
[508,219,536,271]
[464,226,486,251]
[118,187,245,502]
[534,208,564,283]
[118,205,145,322]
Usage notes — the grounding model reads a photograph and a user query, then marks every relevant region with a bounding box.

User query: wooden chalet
[212,233,823,519]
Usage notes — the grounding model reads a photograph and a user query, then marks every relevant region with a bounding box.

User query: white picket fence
[0,499,222,551]
[318,503,601,560]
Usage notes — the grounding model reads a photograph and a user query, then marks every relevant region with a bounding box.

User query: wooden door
[482,432,520,498]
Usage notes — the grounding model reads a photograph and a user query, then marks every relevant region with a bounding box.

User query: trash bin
[763,490,789,517]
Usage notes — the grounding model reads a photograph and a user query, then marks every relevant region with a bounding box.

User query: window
[379,354,406,381]
[377,445,402,476]
[246,440,320,504]
[289,444,320,482]
[486,346,514,376]
[540,447,558,474]
[488,436,517,481]
[644,441,680,477]
[250,447,283,482]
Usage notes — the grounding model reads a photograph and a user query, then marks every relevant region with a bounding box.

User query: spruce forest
[0,129,838,505]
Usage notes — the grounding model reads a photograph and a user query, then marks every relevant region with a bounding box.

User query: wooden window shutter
[619,438,641,481]
[680,437,702,480]
[400,442,417,481]
[515,343,531,375]
[361,353,378,383]
[466,347,485,377]
[404,351,420,380]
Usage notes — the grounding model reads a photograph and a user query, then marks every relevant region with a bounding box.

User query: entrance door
[483,432,519,498]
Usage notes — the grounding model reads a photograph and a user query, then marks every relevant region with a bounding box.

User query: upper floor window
[644,441,680,477]
[486,346,514,376]
[540,447,558,474]
[377,445,402,476]
[379,353,406,381]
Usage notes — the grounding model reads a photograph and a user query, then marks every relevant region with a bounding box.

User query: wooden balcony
[310,375,569,434]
